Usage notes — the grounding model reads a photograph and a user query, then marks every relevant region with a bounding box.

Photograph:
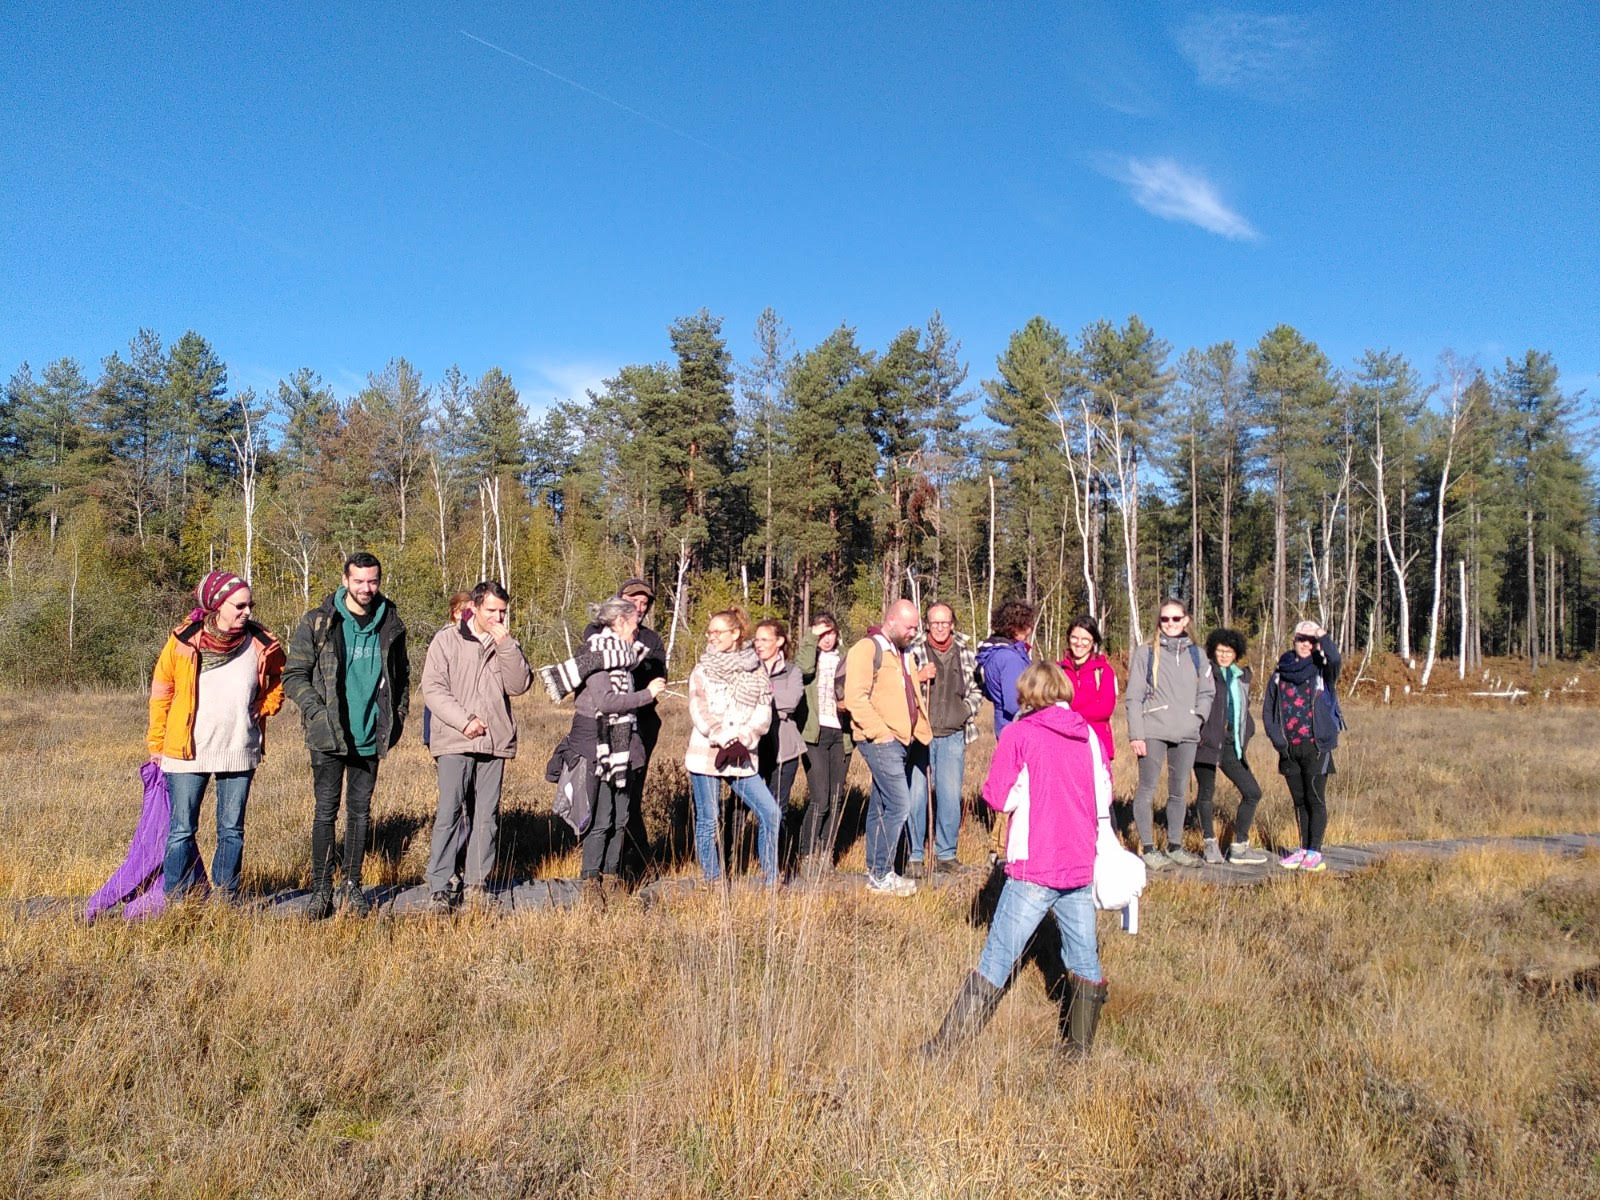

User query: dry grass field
[2,687,1598,1198]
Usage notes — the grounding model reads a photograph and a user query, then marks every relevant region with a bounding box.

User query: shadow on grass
[967,858,1070,1008]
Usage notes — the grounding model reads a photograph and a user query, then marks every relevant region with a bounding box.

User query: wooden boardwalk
[12,833,1599,923]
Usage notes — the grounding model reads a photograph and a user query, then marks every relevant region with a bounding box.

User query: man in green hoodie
[283,552,409,919]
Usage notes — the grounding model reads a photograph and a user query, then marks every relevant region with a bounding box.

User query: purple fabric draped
[83,763,208,922]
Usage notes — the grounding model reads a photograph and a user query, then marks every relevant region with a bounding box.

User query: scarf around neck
[699,646,770,711]
[1275,650,1319,686]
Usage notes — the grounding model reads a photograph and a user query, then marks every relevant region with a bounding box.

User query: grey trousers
[1132,739,1198,847]
[425,753,505,892]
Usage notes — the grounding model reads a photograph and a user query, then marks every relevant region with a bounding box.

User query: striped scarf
[589,628,639,785]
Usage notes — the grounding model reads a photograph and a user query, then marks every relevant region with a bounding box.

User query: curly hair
[990,599,1037,640]
[1205,627,1249,661]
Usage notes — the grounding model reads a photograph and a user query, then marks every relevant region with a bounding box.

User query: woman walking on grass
[794,613,852,872]
[922,661,1110,1058]
[147,570,285,903]
[685,606,782,886]
[1194,628,1268,865]
[1058,614,1117,767]
[1124,598,1214,870]
[569,596,667,894]
[1262,620,1344,872]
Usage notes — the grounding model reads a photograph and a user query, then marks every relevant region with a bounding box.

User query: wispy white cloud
[1099,156,1261,241]
[522,358,616,412]
[1174,9,1327,92]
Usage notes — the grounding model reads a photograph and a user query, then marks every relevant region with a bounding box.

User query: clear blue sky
[4,1,1596,414]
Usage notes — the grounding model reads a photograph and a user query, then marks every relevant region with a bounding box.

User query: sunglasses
[1158,615,1186,624]
[1294,633,1317,643]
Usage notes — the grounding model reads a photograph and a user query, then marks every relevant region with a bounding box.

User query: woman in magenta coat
[1058,614,1116,766]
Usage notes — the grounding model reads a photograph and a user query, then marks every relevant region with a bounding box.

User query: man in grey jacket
[1125,597,1215,870]
[420,580,534,911]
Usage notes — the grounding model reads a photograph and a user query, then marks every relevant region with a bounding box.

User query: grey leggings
[1132,739,1198,848]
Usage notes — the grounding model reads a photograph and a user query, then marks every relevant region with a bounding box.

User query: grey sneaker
[463,886,502,914]
[866,870,918,897]
[426,891,454,915]
[1141,848,1173,871]
[1228,841,1269,865]
[1203,838,1226,865]
[1167,845,1201,867]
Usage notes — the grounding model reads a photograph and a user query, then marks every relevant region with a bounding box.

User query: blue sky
[3,1,1596,415]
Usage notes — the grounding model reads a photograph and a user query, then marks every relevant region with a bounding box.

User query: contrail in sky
[460,30,743,163]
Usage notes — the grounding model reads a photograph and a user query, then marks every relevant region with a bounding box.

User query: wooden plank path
[9,833,1598,924]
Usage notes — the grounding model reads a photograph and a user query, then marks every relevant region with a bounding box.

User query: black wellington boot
[920,970,1004,1057]
[1060,972,1108,1059]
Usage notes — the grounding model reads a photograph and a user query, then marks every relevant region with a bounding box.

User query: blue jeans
[855,738,928,879]
[690,772,781,884]
[907,730,965,862]
[977,877,1102,986]
[163,770,254,898]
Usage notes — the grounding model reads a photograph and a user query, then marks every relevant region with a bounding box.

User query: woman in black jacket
[1194,628,1266,864]
[1261,620,1343,873]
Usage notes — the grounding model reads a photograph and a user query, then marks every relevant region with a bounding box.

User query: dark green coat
[283,592,409,758]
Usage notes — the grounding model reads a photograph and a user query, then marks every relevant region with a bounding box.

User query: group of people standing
[99,557,1347,1059]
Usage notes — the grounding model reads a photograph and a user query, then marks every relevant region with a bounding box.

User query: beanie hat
[191,570,247,619]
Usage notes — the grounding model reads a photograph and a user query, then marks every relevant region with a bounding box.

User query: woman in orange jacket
[147,570,285,902]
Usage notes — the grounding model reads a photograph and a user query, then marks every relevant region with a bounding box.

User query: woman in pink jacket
[1058,614,1116,765]
[922,661,1111,1058]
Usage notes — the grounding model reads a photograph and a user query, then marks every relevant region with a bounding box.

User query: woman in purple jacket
[922,661,1111,1058]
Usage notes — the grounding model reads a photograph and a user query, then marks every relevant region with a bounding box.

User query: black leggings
[1193,739,1262,843]
[1279,740,1329,852]
[799,727,848,861]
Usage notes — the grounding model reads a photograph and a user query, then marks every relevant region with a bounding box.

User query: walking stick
[923,742,936,878]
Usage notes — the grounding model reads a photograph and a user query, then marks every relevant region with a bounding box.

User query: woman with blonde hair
[923,660,1110,1058]
[685,606,782,885]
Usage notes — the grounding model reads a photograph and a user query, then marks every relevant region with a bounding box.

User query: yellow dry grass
[2,690,1598,1198]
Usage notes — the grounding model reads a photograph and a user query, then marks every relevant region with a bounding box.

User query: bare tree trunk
[1457,559,1468,680]
[1420,374,1465,687]
[986,474,996,629]
[1272,469,1287,650]
[67,540,79,662]
[1525,506,1538,670]
[664,537,690,667]
[1372,409,1413,661]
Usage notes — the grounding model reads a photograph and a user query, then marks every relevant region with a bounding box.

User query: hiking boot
[426,890,454,915]
[934,857,960,874]
[1279,848,1308,870]
[1059,972,1109,1060]
[1228,841,1269,865]
[447,874,464,906]
[306,886,335,922]
[921,970,1004,1056]
[1141,848,1173,871]
[340,880,371,918]
[1300,850,1326,872]
[463,886,501,914]
[866,870,918,897]
[1166,845,1201,867]
[1202,838,1226,865]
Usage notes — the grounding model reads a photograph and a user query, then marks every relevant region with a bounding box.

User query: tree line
[1,309,1594,688]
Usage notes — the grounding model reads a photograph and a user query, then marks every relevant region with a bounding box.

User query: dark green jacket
[283,591,409,758]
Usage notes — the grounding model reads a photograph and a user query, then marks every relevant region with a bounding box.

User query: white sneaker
[866,870,917,897]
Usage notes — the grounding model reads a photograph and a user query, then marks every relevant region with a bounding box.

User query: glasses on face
[928,620,953,628]
[707,626,734,639]
[1159,615,1186,625]
[1294,634,1316,643]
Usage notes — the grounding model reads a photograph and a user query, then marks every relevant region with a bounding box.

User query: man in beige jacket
[420,580,533,911]
[844,598,932,897]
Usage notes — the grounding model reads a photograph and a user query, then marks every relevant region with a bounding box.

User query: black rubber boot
[1059,972,1108,1059]
[340,879,371,918]
[305,883,335,922]
[920,970,1004,1057]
